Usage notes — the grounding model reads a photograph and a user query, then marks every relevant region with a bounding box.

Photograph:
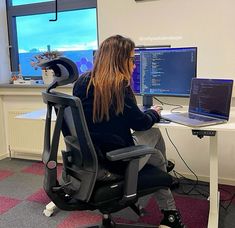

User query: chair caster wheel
[138,206,146,217]
[43,208,54,217]
[43,201,56,217]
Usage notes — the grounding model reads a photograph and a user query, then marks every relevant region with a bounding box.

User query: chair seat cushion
[90,164,172,204]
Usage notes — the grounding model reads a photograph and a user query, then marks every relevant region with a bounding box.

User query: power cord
[165,128,199,195]
[153,97,183,113]
[172,170,209,198]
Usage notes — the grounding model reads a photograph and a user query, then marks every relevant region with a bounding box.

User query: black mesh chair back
[42,92,99,201]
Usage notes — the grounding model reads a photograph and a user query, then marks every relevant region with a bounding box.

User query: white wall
[0,0,11,83]
[97,0,235,80]
[97,0,235,185]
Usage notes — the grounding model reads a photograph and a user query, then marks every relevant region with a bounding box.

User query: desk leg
[208,133,219,228]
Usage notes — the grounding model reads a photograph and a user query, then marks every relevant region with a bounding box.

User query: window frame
[6,0,98,78]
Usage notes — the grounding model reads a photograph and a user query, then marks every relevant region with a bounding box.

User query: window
[12,0,51,6]
[7,0,98,79]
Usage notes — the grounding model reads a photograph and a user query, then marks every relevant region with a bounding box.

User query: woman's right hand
[150,105,163,116]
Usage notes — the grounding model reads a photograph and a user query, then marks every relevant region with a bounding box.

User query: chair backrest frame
[42,90,98,201]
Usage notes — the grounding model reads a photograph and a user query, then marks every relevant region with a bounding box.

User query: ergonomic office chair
[40,57,173,227]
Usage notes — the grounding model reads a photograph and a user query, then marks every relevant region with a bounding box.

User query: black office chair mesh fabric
[40,57,173,227]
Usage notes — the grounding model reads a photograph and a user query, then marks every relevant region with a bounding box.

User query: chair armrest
[106,145,156,161]
[106,145,157,203]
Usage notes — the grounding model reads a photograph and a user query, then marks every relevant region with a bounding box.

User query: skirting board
[179,172,235,187]
[0,153,8,160]
[7,152,63,164]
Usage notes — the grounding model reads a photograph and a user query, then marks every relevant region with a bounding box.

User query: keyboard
[179,113,218,122]
[161,111,226,127]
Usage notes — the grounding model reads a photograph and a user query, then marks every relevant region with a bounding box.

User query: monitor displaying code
[140,47,197,96]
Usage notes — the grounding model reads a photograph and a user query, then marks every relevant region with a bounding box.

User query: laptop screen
[189,78,233,120]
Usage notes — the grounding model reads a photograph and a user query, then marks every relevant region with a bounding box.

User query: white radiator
[7,110,65,160]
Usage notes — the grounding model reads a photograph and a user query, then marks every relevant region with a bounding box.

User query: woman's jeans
[132,128,176,211]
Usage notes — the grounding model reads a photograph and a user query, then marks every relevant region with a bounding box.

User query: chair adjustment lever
[52,181,72,192]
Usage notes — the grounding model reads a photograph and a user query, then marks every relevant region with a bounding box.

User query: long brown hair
[88,35,135,122]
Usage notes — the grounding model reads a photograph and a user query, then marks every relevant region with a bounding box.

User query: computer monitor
[131,45,171,94]
[140,47,197,107]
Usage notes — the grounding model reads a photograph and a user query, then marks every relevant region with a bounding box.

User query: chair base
[101,224,156,228]
[88,222,156,228]
[88,214,157,228]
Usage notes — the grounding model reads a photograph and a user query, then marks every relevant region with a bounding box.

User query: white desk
[16,108,53,120]
[17,109,235,227]
[156,110,235,228]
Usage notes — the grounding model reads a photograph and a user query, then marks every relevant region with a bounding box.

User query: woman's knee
[148,149,167,170]
[154,129,166,152]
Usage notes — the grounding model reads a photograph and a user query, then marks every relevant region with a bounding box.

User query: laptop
[161,78,233,127]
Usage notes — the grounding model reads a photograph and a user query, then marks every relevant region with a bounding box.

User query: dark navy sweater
[73,72,160,153]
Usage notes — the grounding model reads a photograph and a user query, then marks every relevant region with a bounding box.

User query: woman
[73,35,185,228]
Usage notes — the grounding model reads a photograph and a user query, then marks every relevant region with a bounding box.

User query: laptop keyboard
[178,113,217,122]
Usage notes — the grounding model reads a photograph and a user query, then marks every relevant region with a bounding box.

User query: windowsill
[0,83,47,88]
[0,83,74,96]
[0,83,73,88]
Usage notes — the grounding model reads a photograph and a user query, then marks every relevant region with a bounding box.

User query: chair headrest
[38,57,79,92]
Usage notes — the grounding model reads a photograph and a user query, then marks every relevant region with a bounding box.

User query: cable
[153,97,183,113]
[172,170,211,200]
[165,129,198,182]
[153,97,164,105]
[173,167,235,210]
[165,128,199,195]
[171,106,184,113]
[172,170,201,196]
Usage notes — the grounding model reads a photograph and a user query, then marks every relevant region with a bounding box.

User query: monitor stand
[142,95,153,109]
